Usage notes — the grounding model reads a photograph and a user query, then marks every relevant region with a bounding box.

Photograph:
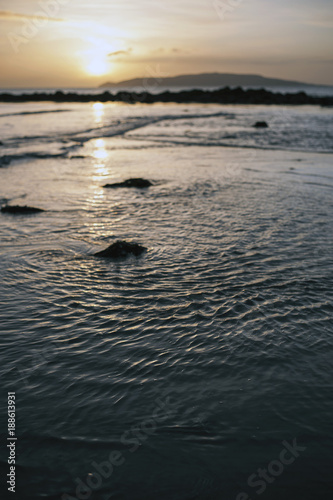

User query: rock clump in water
[103,178,152,189]
[0,156,12,167]
[94,240,147,259]
[1,205,45,214]
[253,121,269,128]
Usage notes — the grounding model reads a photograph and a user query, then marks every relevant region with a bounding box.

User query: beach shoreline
[1,101,333,499]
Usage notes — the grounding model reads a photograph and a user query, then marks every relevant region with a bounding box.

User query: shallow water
[0,102,333,500]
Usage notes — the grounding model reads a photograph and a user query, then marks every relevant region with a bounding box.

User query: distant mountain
[100,72,326,90]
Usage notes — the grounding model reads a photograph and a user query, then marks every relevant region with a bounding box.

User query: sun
[86,57,109,76]
[82,45,111,76]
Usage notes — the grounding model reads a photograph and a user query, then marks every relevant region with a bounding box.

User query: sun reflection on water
[93,139,108,162]
[85,138,111,187]
[92,102,105,124]
[88,107,114,205]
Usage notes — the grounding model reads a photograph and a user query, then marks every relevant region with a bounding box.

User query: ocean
[0,99,333,500]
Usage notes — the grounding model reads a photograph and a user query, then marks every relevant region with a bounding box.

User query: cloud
[108,48,132,58]
[0,10,63,23]
[150,47,192,55]
[301,19,333,28]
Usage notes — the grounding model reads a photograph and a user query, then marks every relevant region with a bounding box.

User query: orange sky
[0,0,332,88]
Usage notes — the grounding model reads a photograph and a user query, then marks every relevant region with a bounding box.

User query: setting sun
[86,56,109,76]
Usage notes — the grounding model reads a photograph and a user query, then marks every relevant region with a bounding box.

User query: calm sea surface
[0,102,333,500]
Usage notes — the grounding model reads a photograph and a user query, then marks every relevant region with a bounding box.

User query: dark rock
[103,178,152,189]
[1,205,45,214]
[0,156,12,167]
[253,121,269,128]
[94,240,147,259]
[1,88,332,106]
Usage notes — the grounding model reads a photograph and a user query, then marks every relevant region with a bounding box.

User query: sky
[0,0,332,88]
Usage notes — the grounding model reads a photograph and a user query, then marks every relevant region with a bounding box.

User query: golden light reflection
[92,102,105,124]
[91,138,110,176]
[93,138,108,159]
